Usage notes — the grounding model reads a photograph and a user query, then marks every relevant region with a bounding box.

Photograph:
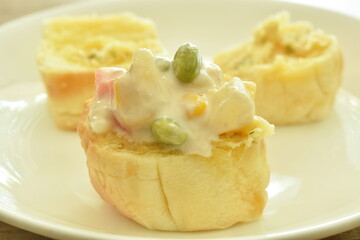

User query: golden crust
[78,101,271,231]
[37,13,166,130]
[214,12,343,125]
[40,71,95,130]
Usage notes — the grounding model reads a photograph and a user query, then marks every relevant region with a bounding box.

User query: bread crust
[249,41,342,125]
[40,71,95,130]
[37,13,166,130]
[214,13,343,125]
[78,101,270,231]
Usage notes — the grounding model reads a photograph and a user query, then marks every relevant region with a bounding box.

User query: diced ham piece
[95,67,126,99]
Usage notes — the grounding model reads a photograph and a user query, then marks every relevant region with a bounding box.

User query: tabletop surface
[0,0,359,239]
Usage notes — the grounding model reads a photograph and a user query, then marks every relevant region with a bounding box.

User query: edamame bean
[173,42,202,83]
[151,117,188,145]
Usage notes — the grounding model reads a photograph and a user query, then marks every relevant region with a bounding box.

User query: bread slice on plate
[78,107,273,231]
[214,12,343,125]
[78,44,274,231]
[37,13,166,130]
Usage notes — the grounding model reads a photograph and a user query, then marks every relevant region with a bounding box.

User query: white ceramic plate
[0,0,360,239]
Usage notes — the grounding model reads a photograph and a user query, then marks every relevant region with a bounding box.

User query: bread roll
[78,45,274,231]
[78,102,273,231]
[37,13,166,130]
[214,12,343,125]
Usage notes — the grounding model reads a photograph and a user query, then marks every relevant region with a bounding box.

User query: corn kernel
[183,93,207,119]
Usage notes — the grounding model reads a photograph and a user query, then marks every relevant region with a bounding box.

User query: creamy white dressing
[89,49,255,157]
[89,98,113,134]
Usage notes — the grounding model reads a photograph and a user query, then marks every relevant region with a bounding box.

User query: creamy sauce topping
[89,49,255,157]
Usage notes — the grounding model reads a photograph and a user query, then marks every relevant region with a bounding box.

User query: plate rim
[0,197,359,240]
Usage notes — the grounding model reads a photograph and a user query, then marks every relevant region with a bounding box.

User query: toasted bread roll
[78,101,273,231]
[37,13,166,130]
[78,44,274,231]
[214,12,343,125]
